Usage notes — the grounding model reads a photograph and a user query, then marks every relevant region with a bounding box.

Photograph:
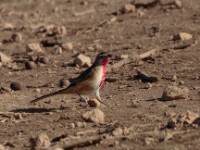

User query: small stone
[163,132,173,142]
[133,0,159,7]
[120,54,129,59]
[172,74,177,81]
[35,88,41,93]
[120,4,136,14]
[69,123,75,128]
[30,133,51,150]
[184,111,199,125]
[144,82,152,89]
[14,113,23,120]
[76,121,87,128]
[55,46,63,54]
[25,61,36,70]
[173,32,193,41]
[59,79,70,88]
[74,54,92,67]
[144,137,154,145]
[3,22,14,30]
[112,127,123,136]
[36,56,49,64]
[52,26,67,36]
[10,82,23,91]
[26,43,44,54]
[174,0,182,8]
[162,84,189,101]
[0,144,5,150]
[11,33,22,42]
[0,52,12,63]
[61,42,73,51]
[123,127,130,135]
[82,109,105,124]
[87,99,101,108]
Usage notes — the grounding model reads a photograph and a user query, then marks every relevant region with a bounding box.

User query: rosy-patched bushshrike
[30,52,112,106]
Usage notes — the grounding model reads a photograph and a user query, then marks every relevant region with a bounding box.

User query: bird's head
[94,52,112,66]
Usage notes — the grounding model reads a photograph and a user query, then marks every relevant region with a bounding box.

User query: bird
[30,52,112,106]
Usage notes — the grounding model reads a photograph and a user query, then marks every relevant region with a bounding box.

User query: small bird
[30,52,112,106]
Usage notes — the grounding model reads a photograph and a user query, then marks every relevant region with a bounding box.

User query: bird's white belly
[75,66,103,95]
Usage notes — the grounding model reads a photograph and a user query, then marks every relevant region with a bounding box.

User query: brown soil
[0,0,200,149]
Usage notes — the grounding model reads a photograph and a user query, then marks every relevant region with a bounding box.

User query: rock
[0,144,5,150]
[120,4,136,14]
[144,137,154,145]
[76,121,87,128]
[167,111,200,128]
[69,123,75,128]
[123,127,130,135]
[11,33,22,42]
[52,26,67,36]
[54,46,63,54]
[162,84,189,101]
[160,0,182,8]
[174,0,182,8]
[184,111,199,125]
[26,43,44,54]
[59,79,70,88]
[25,61,36,70]
[0,52,12,63]
[144,82,153,89]
[87,99,101,108]
[3,22,14,30]
[112,127,123,136]
[133,0,159,7]
[120,54,129,59]
[61,42,73,51]
[82,109,105,124]
[74,54,92,67]
[35,56,49,64]
[30,133,51,150]
[10,82,23,91]
[173,32,193,41]
[14,113,23,120]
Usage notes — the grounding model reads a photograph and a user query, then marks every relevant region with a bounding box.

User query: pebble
[162,84,189,101]
[11,33,22,42]
[30,133,51,150]
[26,43,44,54]
[10,82,23,91]
[0,144,6,150]
[82,109,105,124]
[120,4,136,14]
[73,54,92,67]
[59,79,70,88]
[61,42,73,51]
[52,26,67,36]
[0,52,12,63]
[36,56,49,64]
[173,32,193,41]
[3,22,14,30]
[87,99,101,108]
[112,127,123,136]
[25,61,36,70]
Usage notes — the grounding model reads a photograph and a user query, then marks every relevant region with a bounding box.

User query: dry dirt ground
[0,0,200,149]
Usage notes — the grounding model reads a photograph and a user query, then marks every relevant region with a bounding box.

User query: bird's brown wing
[30,65,95,103]
[68,64,95,87]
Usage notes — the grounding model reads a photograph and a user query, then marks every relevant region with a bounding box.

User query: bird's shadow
[10,107,69,113]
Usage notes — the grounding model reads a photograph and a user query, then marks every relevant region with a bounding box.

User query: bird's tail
[30,88,68,103]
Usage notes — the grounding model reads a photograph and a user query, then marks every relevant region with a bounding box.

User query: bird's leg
[77,93,89,106]
[95,89,109,107]
[95,88,101,102]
